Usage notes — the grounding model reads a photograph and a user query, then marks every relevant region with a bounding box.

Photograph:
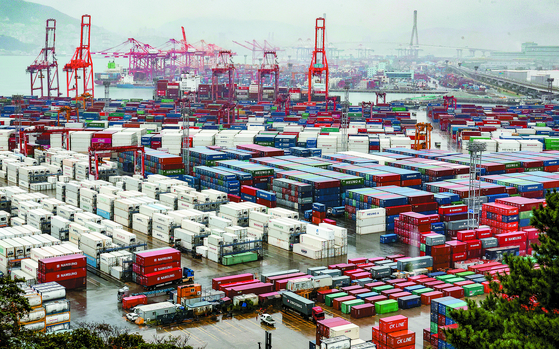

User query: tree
[445,190,559,349]
[0,276,32,349]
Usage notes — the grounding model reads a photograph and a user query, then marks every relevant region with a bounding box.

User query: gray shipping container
[332,276,351,288]
[370,266,391,278]
[307,266,327,276]
[318,269,342,277]
[320,335,351,349]
[481,237,499,248]
[282,291,315,317]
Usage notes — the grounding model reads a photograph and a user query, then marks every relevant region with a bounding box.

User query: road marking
[178,327,205,345]
[209,323,230,336]
[195,326,220,341]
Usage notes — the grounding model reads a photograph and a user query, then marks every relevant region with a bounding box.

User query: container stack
[425,297,468,348]
[394,212,439,247]
[356,208,386,235]
[494,197,544,229]
[20,282,71,333]
[480,202,519,235]
[270,178,313,212]
[132,248,182,288]
[37,254,87,289]
[240,185,277,208]
[195,166,240,195]
[372,315,415,349]
[438,204,469,238]
[315,317,360,346]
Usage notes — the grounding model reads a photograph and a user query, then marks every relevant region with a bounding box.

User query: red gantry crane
[89,143,145,180]
[64,15,94,98]
[308,17,329,103]
[257,51,279,103]
[233,40,283,65]
[211,50,235,102]
[27,19,60,98]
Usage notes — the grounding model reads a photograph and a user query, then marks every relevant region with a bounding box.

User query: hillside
[0,0,124,54]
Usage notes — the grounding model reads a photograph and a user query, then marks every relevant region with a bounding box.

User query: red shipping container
[368,257,386,264]
[228,283,274,298]
[454,280,475,287]
[387,330,416,348]
[350,303,375,318]
[379,315,408,333]
[122,295,147,309]
[381,288,403,297]
[417,277,436,285]
[443,286,465,298]
[317,288,340,303]
[421,291,443,305]
[344,269,365,276]
[38,267,87,283]
[348,257,368,264]
[333,296,356,310]
[137,267,182,287]
[466,240,482,250]
[408,275,428,282]
[446,240,467,254]
[390,291,412,300]
[496,231,527,245]
[348,289,371,297]
[134,248,181,267]
[55,276,86,290]
[212,273,254,290]
[266,272,307,285]
[38,254,86,274]
[423,328,431,342]
[431,245,451,256]
[475,227,493,239]
[457,230,476,241]
[425,280,445,288]
[434,284,455,292]
[365,295,388,304]
[394,282,416,290]
[220,280,261,292]
[317,318,351,345]
[452,252,467,262]
[132,261,180,275]
[341,285,364,292]
[386,278,407,285]
[439,205,467,215]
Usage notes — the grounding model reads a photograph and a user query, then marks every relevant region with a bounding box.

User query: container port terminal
[1,5,559,349]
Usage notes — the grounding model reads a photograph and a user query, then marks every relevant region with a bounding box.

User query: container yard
[0,3,558,348]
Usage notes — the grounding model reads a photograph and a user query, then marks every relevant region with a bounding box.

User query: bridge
[450,66,558,98]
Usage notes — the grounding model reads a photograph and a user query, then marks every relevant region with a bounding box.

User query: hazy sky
[26,0,559,53]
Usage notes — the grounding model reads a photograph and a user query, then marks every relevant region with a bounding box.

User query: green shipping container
[412,287,434,296]
[445,277,466,284]
[325,292,348,307]
[321,127,339,133]
[161,99,174,103]
[341,299,365,314]
[430,321,438,334]
[436,275,456,282]
[392,107,407,111]
[375,299,398,314]
[463,284,484,297]
[372,285,394,293]
[456,271,475,277]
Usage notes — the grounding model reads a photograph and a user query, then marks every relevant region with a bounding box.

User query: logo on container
[388,321,406,330]
[397,336,414,345]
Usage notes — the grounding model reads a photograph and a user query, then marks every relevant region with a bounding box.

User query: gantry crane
[257,51,279,103]
[361,101,373,118]
[56,106,73,126]
[211,50,235,102]
[308,17,329,103]
[26,19,60,98]
[412,122,433,150]
[375,92,387,105]
[443,95,457,110]
[64,15,94,98]
[88,144,145,180]
[18,126,83,156]
[274,93,290,116]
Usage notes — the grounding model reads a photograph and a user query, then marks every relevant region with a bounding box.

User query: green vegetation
[445,191,559,349]
[0,276,195,349]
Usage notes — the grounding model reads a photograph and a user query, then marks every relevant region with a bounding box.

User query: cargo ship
[115,74,154,89]
[94,61,125,86]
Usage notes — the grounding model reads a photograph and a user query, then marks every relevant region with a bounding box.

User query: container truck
[281,291,325,323]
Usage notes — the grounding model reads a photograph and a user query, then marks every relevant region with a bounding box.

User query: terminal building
[491,42,559,62]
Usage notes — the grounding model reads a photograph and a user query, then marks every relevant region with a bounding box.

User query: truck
[259,313,275,327]
[281,291,325,323]
[126,301,180,323]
